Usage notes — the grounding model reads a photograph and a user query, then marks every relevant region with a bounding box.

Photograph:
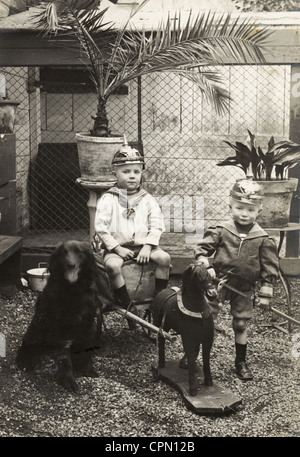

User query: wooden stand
[0,235,23,296]
[152,360,242,415]
[0,134,17,236]
[76,178,112,243]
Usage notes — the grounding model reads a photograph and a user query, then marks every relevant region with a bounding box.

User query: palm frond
[178,70,231,115]
[31,2,273,133]
[104,10,271,106]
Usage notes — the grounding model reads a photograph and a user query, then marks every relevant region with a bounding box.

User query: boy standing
[195,179,279,380]
[95,141,170,324]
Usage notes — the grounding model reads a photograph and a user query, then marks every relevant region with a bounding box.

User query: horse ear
[183,264,194,275]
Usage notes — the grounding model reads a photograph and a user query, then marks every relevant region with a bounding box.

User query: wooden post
[288,65,300,257]
[76,179,112,243]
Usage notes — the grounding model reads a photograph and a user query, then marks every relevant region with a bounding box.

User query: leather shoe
[235,361,253,381]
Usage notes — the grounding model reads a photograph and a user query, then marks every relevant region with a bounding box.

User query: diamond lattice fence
[0,65,291,257]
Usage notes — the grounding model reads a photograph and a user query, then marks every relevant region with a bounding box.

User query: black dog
[152,263,215,396]
[16,241,102,392]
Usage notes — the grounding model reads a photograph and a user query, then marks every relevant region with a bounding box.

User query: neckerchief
[106,185,148,219]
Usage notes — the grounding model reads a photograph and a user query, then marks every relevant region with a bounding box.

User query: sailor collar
[220,220,269,240]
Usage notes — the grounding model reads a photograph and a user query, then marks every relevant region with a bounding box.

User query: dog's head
[49,240,96,285]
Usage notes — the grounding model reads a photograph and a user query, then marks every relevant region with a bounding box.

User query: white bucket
[27,263,50,292]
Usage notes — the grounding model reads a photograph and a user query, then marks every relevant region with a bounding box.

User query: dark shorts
[210,277,255,320]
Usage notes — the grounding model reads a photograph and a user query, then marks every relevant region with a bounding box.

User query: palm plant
[34,0,272,137]
[218,129,300,180]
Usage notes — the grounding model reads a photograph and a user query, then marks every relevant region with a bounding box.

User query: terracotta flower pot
[76,133,124,182]
[256,178,299,228]
[0,99,20,134]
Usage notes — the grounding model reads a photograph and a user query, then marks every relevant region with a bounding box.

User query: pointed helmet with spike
[112,135,145,169]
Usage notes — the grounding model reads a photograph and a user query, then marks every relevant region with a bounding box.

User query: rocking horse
[94,255,242,414]
[151,263,242,414]
[151,263,215,396]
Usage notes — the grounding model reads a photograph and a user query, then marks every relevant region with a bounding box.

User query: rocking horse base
[152,359,242,415]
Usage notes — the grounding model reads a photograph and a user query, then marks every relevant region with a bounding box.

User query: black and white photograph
[0,0,299,442]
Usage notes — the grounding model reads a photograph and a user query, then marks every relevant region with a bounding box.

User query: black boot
[114,284,131,308]
[235,343,253,380]
[114,285,138,330]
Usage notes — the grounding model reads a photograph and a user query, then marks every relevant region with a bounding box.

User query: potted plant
[34,0,271,183]
[217,129,300,227]
[0,96,20,134]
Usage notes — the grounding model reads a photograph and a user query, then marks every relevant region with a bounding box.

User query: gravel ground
[0,276,299,438]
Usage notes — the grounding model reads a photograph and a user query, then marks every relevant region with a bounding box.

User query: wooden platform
[0,235,23,296]
[152,359,242,415]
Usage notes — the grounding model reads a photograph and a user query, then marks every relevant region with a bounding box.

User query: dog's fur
[16,240,102,392]
[152,264,215,396]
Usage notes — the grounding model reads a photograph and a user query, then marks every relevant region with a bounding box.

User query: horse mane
[182,263,209,293]
[181,263,211,312]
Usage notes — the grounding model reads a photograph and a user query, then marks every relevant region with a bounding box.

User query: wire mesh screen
[141,66,290,256]
[0,64,291,257]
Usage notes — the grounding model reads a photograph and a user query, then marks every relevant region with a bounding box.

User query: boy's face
[113,163,143,191]
[230,199,261,225]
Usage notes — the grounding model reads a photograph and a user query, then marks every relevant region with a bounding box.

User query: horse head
[182,263,217,312]
[182,263,210,292]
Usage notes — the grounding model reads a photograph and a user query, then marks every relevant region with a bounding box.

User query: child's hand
[207,267,216,280]
[114,246,134,260]
[195,257,210,269]
[136,244,152,264]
